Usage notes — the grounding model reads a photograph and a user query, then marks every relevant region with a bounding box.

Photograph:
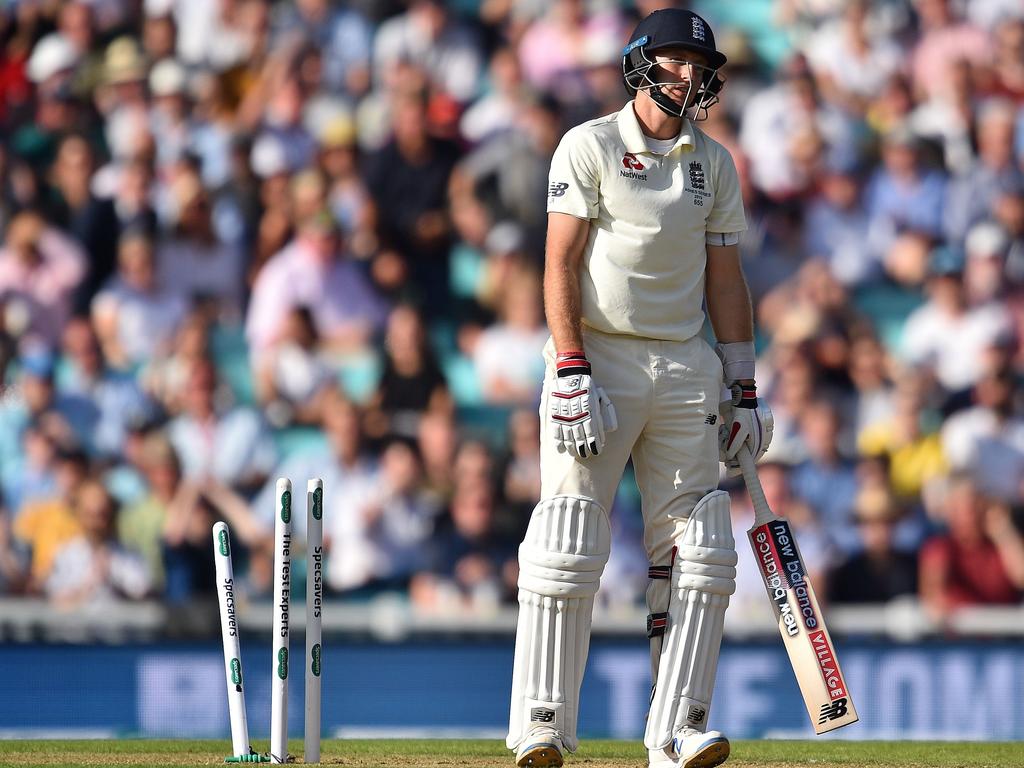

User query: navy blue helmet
[622,8,727,119]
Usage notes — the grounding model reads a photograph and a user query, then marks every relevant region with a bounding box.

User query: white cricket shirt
[547,101,746,342]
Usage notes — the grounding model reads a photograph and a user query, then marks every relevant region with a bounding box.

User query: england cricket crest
[688,161,705,192]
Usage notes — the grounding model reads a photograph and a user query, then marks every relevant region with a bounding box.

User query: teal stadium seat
[210,324,255,405]
[272,426,329,460]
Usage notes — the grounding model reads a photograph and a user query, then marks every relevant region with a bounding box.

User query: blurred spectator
[942,368,1024,504]
[59,317,154,459]
[92,230,188,369]
[253,73,316,174]
[860,378,947,501]
[11,447,88,592]
[363,90,460,308]
[47,134,120,314]
[246,210,388,358]
[498,408,541,527]
[166,358,276,492]
[157,173,246,321]
[366,304,449,439]
[740,58,851,198]
[0,508,25,594]
[141,311,211,415]
[148,58,193,171]
[865,127,947,253]
[803,0,902,108]
[316,117,377,258]
[0,350,95,506]
[919,474,1024,618]
[328,436,442,592]
[459,46,523,145]
[0,210,86,347]
[272,0,373,97]
[417,409,459,501]
[827,485,918,604]
[517,0,623,94]
[454,93,562,254]
[45,479,150,609]
[847,334,895,437]
[256,392,378,588]
[911,0,990,102]
[900,246,1013,393]
[963,221,1012,306]
[803,158,875,286]
[472,267,546,404]
[374,0,483,103]
[945,101,1022,245]
[162,478,269,602]
[255,305,336,428]
[412,479,515,612]
[789,400,860,554]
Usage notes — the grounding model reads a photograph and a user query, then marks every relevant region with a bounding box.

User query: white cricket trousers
[540,326,723,564]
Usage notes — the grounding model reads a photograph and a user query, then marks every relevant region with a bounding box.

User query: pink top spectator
[0,214,86,347]
[246,222,388,358]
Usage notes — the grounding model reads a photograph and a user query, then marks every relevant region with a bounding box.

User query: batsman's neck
[633,95,684,140]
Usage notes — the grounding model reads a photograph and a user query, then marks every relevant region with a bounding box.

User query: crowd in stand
[0,0,1023,628]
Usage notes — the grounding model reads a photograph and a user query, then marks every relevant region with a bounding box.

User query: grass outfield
[0,740,1020,768]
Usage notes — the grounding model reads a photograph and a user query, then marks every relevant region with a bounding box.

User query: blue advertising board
[1,639,1022,740]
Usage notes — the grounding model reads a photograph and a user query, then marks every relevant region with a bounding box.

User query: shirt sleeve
[706,145,747,234]
[546,127,600,220]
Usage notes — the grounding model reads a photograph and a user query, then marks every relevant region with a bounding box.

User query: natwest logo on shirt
[620,152,648,182]
[622,152,645,171]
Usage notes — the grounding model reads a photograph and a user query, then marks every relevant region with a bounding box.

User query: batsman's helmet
[622,8,726,120]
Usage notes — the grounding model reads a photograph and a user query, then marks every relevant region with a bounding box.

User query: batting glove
[549,351,617,459]
[719,382,773,475]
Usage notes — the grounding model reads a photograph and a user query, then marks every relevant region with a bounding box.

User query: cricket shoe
[515,728,564,767]
[647,728,730,768]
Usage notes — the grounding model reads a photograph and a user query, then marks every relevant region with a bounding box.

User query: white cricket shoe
[647,728,730,768]
[515,728,564,767]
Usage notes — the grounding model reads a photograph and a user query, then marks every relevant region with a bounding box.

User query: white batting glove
[719,383,773,475]
[549,351,617,459]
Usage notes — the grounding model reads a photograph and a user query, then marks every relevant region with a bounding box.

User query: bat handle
[737,447,775,526]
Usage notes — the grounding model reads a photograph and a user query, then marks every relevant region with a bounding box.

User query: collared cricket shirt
[547,101,746,343]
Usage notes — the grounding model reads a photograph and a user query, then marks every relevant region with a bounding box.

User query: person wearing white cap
[26,34,80,89]
[148,59,192,169]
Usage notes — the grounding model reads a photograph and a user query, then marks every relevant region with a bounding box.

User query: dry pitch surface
[0,740,1020,768]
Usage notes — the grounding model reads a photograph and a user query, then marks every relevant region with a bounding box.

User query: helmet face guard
[623,38,725,121]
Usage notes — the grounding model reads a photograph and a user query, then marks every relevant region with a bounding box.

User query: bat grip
[737,447,775,526]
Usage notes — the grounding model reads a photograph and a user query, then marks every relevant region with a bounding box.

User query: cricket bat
[736,448,859,734]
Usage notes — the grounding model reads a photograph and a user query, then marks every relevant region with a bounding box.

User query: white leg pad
[507,495,610,754]
[644,490,736,750]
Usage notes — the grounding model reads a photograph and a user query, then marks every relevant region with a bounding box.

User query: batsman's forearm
[543,212,590,354]
[544,259,584,353]
[706,277,754,345]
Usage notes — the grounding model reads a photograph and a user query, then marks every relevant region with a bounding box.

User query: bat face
[749,517,859,734]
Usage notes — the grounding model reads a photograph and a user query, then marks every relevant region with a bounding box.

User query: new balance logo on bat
[818,698,849,724]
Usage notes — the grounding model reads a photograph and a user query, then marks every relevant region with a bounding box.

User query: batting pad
[507,495,610,753]
[645,490,736,749]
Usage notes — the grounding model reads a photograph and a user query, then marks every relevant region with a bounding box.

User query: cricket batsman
[507,9,773,768]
